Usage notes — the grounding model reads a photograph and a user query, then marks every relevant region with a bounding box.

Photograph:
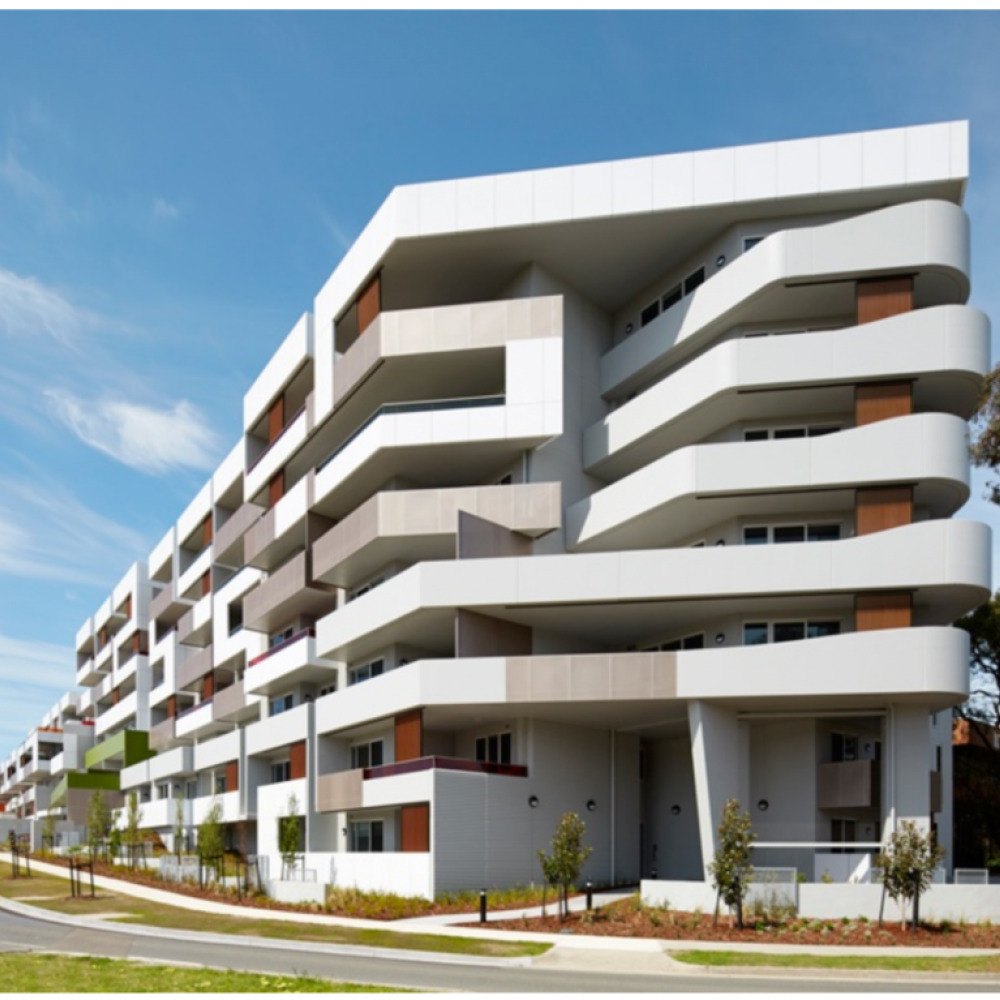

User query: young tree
[174,795,186,859]
[876,820,945,930]
[86,790,111,861]
[41,810,57,855]
[124,791,143,870]
[279,793,302,879]
[197,800,225,867]
[706,799,755,930]
[536,812,592,920]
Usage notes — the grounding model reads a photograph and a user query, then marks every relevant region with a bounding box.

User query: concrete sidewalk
[10,854,1000,961]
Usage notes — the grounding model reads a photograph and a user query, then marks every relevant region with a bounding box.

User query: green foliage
[85,790,111,858]
[536,812,592,920]
[174,796,185,858]
[40,810,57,852]
[197,800,225,863]
[876,820,946,929]
[706,798,755,929]
[278,793,302,876]
[124,792,142,867]
[972,366,1000,506]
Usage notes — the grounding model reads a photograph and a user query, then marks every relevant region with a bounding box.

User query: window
[831,818,857,855]
[742,524,841,546]
[640,301,660,327]
[350,740,384,769]
[348,659,384,686]
[683,267,705,295]
[269,626,294,649]
[156,783,170,800]
[228,603,243,635]
[348,577,385,603]
[185,780,197,800]
[270,760,291,784]
[935,745,942,772]
[744,425,841,442]
[269,694,293,716]
[497,474,512,486]
[349,819,384,853]
[743,621,840,645]
[662,284,682,311]
[743,236,765,252]
[318,683,337,699]
[476,732,512,765]
[659,633,705,652]
[215,774,226,795]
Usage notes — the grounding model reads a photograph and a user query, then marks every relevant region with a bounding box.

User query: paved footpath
[4,855,1000,988]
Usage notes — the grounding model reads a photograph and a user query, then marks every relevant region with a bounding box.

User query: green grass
[0,863,548,960]
[671,950,1000,974]
[0,953,395,992]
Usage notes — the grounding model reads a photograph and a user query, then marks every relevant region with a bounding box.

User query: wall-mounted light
[715,634,726,646]
[528,795,539,808]
[625,323,634,335]
[716,254,726,268]
[586,799,597,812]
[670,804,681,816]
[757,799,769,812]
[715,539,726,547]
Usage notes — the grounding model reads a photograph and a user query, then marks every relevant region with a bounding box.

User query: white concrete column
[689,700,741,876]
[887,704,931,835]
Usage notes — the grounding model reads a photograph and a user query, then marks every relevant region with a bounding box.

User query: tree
[41,810,57,855]
[536,812,592,921]
[706,799,755,930]
[279,793,302,879]
[197,800,224,866]
[971,365,1000,505]
[174,795,186,859]
[876,820,945,930]
[124,791,143,871]
[86,791,111,861]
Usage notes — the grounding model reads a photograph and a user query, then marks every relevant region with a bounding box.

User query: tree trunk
[912,875,921,931]
[713,889,721,929]
[877,880,886,928]
[736,897,743,931]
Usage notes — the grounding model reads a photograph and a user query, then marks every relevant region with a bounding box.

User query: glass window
[743,527,768,545]
[269,627,294,649]
[744,429,769,442]
[640,301,660,327]
[808,426,840,437]
[807,621,841,639]
[351,740,384,770]
[807,524,840,543]
[348,659,385,686]
[774,622,806,643]
[743,236,764,252]
[774,428,806,439]
[215,775,226,795]
[683,267,705,295]
[475,732,512,764]
[774,526,805,544]
[743,623,769,646]
[269,694,293,716]
[683,634,705,650]
[270,760,291,784]
[662,285,682,311]
[350,820,384,853]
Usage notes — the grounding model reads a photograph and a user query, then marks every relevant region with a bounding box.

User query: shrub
[706,799,755,930]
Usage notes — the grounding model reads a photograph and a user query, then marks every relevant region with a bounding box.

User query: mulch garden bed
[461,897,1000,948]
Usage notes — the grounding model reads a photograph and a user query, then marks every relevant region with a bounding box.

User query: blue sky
[0,11,998,749]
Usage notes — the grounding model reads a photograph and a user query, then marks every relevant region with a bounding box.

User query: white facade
[3,121,990,898]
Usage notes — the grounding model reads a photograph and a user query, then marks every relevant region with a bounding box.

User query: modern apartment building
[5,121,990,897]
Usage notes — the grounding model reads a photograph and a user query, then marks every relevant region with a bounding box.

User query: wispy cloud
[0,143,82,228]
[0,632,75,749]
[319,206,355,251]
[44,392,223,475]
[0,471,150,588]
[152,196,179,222]
[0,265,95,347]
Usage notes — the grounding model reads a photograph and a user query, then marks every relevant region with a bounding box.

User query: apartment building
[9,121,990,897]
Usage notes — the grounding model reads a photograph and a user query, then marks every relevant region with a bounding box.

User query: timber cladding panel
[855,382,913,426]
[856,486,913,536]
[855,592,913,631]
[267,395,285,444]
[395,709,423,762]
[357,272,382,335]
[856,276,914,325]
[400,803,430,852]
[268,471,285,509]
[225,760,239,793]
[289,740,307,780]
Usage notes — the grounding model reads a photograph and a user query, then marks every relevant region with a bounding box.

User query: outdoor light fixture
[757,799,769,812]
[715,633,725,645]
[715,539,726,546]
[625,323,634,335]
[716,254,726,268]
[586,799,596,812]
[528,795,539,808]
[670,804,681,816]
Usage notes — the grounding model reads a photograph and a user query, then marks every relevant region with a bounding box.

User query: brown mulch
[459,899,1000,949]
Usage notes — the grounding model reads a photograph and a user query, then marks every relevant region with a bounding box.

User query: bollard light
[479,888,487,924]
[586,880,593,911]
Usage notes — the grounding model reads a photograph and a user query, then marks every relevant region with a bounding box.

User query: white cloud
[0,633,74,749]
[0,473,150,588]
[0,144,80,228]
[45,391,222,475]
[152,197,179,222]
[0,266,94,347]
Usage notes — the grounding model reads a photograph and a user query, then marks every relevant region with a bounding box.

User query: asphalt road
[0,906,995,993]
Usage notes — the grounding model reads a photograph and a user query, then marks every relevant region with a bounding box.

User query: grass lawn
[0,863,548,960]
[0,953,397,992]
[671,950,1000,974]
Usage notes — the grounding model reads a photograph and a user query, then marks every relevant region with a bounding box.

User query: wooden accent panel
[856,382,912,427]
[268,470,285,510]
[124,595,132,619]
[400,803,430,853]
[857,276,914,325]
[203,672,215,699]
[395,710,423,763]
[856,592,913,631]
[856,487,913,536]
[357,272,382,335]
[267,395,285,444]
[202,514,213,548]
[98,626,108,649]
[200,570,211,597]
[290,740,307,780]
[225,760,239,794]
[167,696,177,719]
[112,687,120,705]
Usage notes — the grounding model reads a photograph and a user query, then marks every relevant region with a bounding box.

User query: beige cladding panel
[316,768,364,813]
[505,653,677,702]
